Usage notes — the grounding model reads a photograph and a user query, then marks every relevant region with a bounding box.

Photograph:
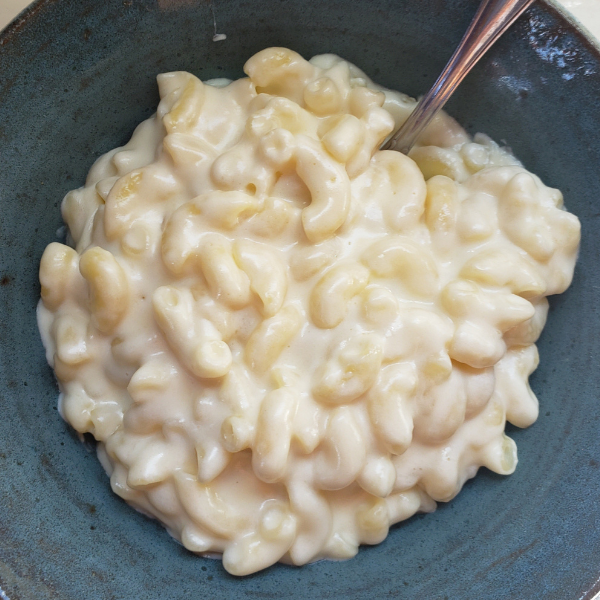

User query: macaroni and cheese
[38,48,580,575]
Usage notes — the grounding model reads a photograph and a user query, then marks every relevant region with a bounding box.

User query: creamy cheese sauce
[38,48,580,575]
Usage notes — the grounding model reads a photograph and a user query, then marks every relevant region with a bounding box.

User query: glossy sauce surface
[38,48,580,575]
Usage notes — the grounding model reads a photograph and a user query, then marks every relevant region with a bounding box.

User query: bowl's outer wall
[1,1,599,599]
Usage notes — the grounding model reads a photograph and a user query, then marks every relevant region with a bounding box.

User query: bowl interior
[1,1,600,598]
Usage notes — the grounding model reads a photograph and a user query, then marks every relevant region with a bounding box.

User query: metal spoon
[383,0,535,154]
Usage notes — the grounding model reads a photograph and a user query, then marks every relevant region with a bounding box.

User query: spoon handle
[383,0,535,154]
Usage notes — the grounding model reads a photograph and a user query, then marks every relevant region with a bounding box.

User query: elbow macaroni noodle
[37,48,580,576]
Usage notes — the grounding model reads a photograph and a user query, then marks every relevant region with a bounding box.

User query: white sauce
[37,48,580,575]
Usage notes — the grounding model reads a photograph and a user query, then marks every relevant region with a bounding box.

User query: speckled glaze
[1,1,599,598]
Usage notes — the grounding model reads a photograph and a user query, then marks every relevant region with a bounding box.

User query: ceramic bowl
[1,1,599,598]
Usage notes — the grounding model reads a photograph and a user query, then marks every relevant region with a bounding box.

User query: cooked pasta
[38,47,580,576]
